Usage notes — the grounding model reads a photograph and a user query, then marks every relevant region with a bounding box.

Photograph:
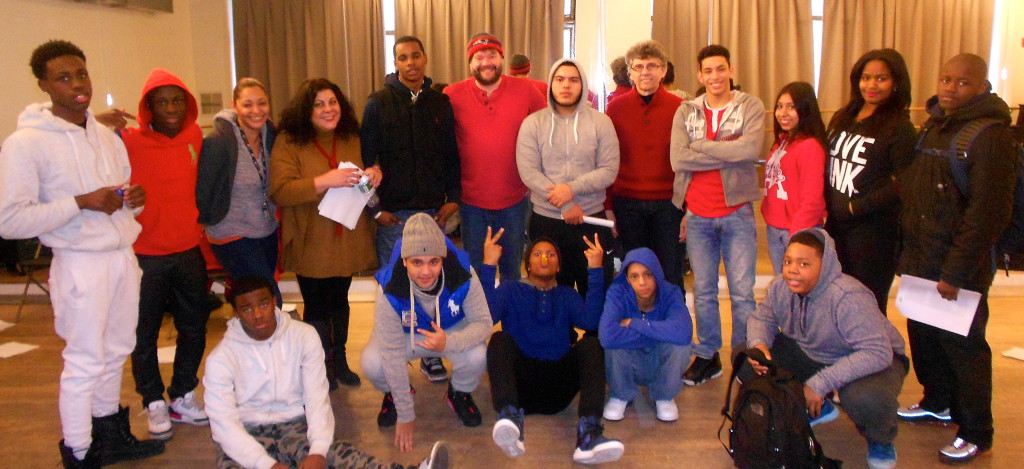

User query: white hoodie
[203,310,335,469]
[0,103,141,251]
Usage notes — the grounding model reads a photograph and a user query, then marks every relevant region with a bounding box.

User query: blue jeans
[765,224,789,276]
[460,198,528,281]
[375,209,437,268]
[605,342,691,401]
[686,203,757,359]
[210,232,282,307]
[611,196,685,290]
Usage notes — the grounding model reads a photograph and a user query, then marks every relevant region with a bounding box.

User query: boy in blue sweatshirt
[480,228,623,465]
[598,247,692,423]
[746,228,907,469]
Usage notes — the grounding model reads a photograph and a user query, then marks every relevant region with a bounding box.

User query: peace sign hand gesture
[583,233,604,269]
[483,226,505,267]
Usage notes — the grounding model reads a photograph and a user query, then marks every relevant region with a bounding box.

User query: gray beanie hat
[401,213,447,258]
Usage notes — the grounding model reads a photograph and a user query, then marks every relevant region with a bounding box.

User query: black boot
[58,439,100,469]
[92,406,164,466]
[331,308,360,386]
[333,343,361,386]
[307,320,339,391]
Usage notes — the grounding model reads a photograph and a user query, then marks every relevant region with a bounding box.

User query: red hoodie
[122,68,204,256]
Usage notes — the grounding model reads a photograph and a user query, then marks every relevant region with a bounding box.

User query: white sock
[72,446,90,461]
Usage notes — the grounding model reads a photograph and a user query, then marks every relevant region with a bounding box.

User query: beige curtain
[652,0,713,97]
[653,0,813,104]
[394,0,564,86]
[819,0,993,124]
[232,0,385,119]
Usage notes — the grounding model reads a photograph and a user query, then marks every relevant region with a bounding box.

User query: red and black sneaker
[445,383,482,427]
[377,386,415,427]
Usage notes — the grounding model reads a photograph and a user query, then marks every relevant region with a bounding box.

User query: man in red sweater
[119,69,211,442]
[605,40,685,291]
[445,33,546,280]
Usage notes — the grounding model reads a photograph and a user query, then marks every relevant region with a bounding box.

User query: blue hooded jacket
[599,248,693,349]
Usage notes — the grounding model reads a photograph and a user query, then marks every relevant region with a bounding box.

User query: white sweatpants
[49,247,141,450]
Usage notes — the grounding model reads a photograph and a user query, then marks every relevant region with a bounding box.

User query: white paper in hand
[317,161,371,230]
[895,275,981,336]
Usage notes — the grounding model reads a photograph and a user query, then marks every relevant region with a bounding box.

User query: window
[383,0,396,74]
[564,0,576,57]
[812,0,823,91]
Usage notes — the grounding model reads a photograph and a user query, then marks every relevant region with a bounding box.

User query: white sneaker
[145,400,173,440]
[602,398,629,421]
[169,391,209,425]
[655,400,679,422]
[419,441,451,469]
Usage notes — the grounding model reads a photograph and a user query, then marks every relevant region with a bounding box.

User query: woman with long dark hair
[197,78,282,304]
[762,81,828,274]
[270,78,377,388]
[824,49,917,315]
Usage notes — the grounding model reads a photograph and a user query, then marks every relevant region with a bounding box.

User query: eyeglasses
[238,299,273,315]
[630,62,663,73]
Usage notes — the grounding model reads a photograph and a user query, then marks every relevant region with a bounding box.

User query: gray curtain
[395,0,564,85]
[232,0,385,119]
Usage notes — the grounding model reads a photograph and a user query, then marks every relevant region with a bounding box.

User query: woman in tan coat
[270,78,379,389]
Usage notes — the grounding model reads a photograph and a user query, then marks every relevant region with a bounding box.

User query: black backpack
[718,349,841,469]
[915,118,1024,274]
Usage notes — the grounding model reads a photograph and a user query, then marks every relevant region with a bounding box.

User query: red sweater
[445,76,546,209]
[122,68,204,256]
[761,135,827,232]
[606,86,682,200]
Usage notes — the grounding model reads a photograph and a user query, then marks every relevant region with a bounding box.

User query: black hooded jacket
[897,92,1016,290]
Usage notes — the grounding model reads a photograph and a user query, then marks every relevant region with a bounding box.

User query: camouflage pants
[217,417,415,469]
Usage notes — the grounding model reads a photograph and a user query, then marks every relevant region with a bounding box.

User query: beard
[472,64,503,86]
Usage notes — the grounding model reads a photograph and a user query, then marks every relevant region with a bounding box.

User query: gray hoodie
[516,58,619,219]
[670,91,765,209]
[747,228,906,397]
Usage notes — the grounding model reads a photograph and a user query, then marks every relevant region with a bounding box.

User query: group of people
[0,25,1014,469]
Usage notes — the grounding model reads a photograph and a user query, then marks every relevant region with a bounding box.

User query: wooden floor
[2,285,1022,469]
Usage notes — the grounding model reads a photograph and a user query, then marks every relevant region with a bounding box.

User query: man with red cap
[444,34,546,281]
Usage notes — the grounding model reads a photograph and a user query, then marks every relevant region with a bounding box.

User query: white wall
[575,0,653,106]
[994,0,1024,123]
[0,0,233,140]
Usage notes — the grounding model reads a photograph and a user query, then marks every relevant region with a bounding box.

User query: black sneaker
[378,387,415,427]
[573,415,624,464]
[445,384,482,427]
[682,352,723,386]
[492,405,525,457]
[421,357,449,382]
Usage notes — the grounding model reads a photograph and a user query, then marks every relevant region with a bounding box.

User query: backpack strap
[717,349,774,456]
[916,118,1005,196]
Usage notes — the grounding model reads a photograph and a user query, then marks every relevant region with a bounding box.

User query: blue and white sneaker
[573,416,624,464]
[810,400,839,427]
[867,441,897,469]
[492,406,525,458]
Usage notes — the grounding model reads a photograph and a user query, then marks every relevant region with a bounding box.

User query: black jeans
[826,219,898,315]
[487,330,605,418]
[907,293,993,448]
[611,196,686,291]
[296,275,353,370]
[528,211,614,297]
[132,246,211,405]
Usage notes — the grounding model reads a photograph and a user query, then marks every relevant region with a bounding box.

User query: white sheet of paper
[282,303,298,314]
[895,275,981,336]
[157,345,176,364]
[1001,347,1024,361]
[0,341,39,358]
[0,319,14,333]
[317,162,371,230]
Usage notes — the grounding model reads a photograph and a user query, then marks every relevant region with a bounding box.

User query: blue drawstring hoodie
[599,248,693,349]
